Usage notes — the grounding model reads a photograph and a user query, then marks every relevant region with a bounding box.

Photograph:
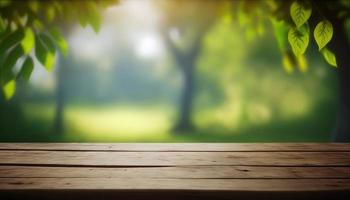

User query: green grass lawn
[0,103,331,142]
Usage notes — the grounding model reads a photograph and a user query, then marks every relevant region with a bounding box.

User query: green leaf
[46,6,56,23]
[271,19,290,52]
[2,44,23,71]
[288,24,309,55]
[296,54,308,73]
[49,28,69,56]
[87,2,102,33]
[282,50,298,74]
[1,68,14,86]
[282,53,294,74]
[0,29,24,55]
[321,48,337,67]
[20,56,34,81]
[314,20,333,50]
[3,79,15,100]
[290,1,312,27]
[0,16,6,32]
[20,28,35,54]
[32,19,44,31]
[39,34,56,54]
[79,15,88,28]
[35,36,55,71]
[28,1,39,12]
[88,11,102,33]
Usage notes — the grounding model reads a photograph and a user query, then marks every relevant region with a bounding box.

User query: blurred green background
[0,0,340,142]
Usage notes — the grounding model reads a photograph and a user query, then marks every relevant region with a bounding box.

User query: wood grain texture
[0,143,350,152]
[1,151,350,166]
[1,178,350,191]
[1,143,350,200]
[0,166,349,178]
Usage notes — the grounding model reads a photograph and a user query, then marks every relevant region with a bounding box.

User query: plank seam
[1,164,350,168]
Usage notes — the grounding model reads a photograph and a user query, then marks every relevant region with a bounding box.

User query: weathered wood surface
[1,166,350,178]
[0,143,349,200]
[1,151,350,166]
[1,178,350,191]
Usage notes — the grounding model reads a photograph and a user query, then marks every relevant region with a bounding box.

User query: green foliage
[282,50,307,73]
[0,29,24,55]
[321,48,337,67]
[3,79,15,100]
[21,28,35,54]
[86,2,102,33]
[0,0,118,99]
[49,28,69,56]
[282,52,294,73]
[314,20,333,50]
[271,19,290,52]
[20,56,34,81]
[3,44,23,71]
[35,35,55,71]
[296,54,308,73]
[290,1,312,28]
[285,1,343,69]
[288,24,309,55]
[235,0,347,71]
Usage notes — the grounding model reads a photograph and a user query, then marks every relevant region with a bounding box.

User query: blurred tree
[54,54,69,134]
[157,0,224,132]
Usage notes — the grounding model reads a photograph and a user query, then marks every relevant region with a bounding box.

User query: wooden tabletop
[0,143,350,200]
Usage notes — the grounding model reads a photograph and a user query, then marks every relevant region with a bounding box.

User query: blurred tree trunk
[157,0,222,133]
[162,29,206,132]
[52,26,72,135]
[53,55,68,135]
[177,58,195,131]
[328,16,350,142]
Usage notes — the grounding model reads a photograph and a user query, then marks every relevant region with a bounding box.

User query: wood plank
[0,178,349,191]
[1,151,350,166]
[1,166,349,178]
[0,143,350,152]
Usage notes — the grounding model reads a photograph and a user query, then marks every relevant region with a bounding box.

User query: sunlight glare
[135,35,162,58]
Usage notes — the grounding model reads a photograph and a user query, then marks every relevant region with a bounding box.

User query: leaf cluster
[233,0,349,73]
[0,0,118,99]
